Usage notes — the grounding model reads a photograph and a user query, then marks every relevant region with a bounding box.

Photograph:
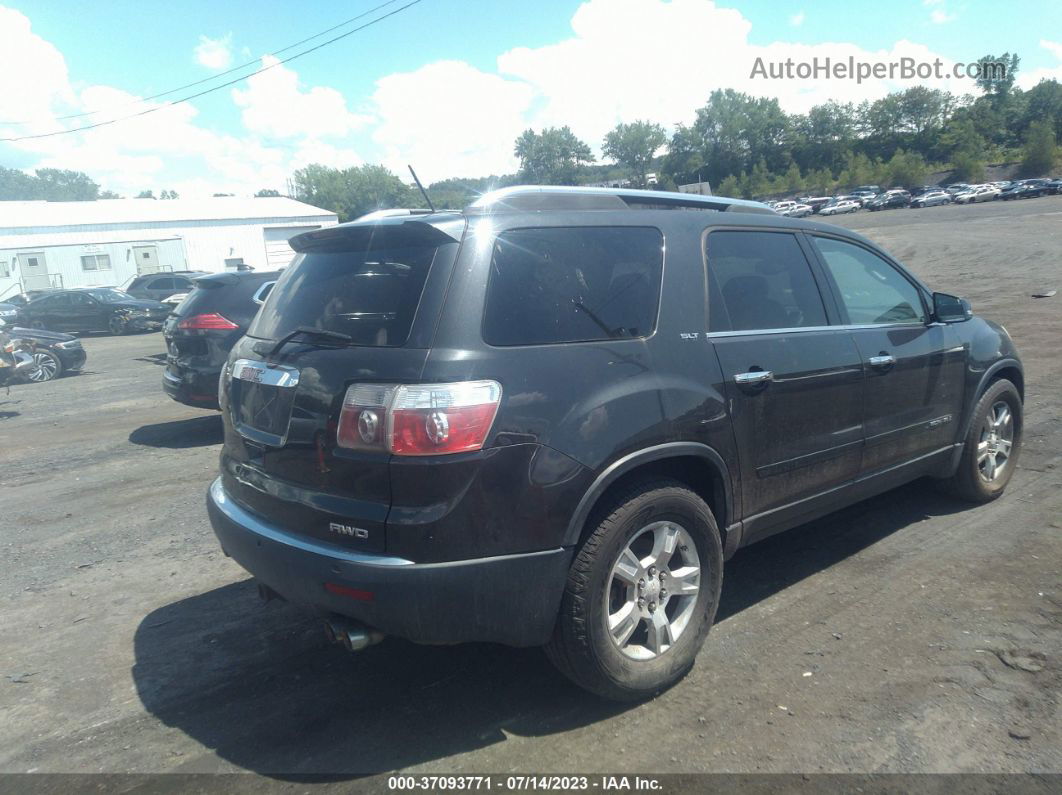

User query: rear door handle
[868,354,896,368]
[734,370,773,386]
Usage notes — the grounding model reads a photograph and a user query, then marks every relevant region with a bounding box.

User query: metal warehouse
[0,196,338,297]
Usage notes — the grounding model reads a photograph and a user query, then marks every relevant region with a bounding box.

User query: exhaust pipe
[323,616,384,652]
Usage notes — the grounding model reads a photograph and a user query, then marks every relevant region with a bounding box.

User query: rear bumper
[163,364,221,409]
[207,478,573,647]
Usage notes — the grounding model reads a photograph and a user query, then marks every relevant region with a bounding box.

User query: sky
[1,0,1061,197]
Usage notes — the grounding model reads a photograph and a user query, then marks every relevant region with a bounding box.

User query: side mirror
[933,292,972,323]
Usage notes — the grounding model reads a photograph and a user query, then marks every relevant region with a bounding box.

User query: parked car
[1000,180,1050,200]
[6,325,86,382]
[769,200,797,214]
[908,185,939,197]
[162,270,280,409]
[206,185,1024,700]
[162,292,189,308]
[127,271,209,301]
[818,199,860,216]
[910,190,952,208]
[783,203,813,218]
[0,301,20,324]
[867,190,911,210]
[850,185,881,199]
[1044,178,1062,195]
[945,183,971,195]
[20,288,170,335]
[954,185,1000,204]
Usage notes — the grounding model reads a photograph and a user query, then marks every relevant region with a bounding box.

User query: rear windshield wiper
[268,326,353,360]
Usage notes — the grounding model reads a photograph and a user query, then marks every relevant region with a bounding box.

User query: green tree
[885,149,929,188]
[602,120,667,188]
[255,188,281,197]
[292,163,414,221]
[98,190,121,199]
[942,119,987,182]
[975,53,1020,99]
[513,126,594,184]
[159,189,179,199]
[716,174,741,197]
[136,190,156,199]
[783,162,804,193]
[1020,120,1058,176]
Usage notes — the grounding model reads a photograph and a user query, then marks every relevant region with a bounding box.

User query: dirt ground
[0,197,1060,782]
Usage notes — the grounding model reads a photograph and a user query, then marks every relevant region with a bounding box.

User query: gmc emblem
[329,522,369,539]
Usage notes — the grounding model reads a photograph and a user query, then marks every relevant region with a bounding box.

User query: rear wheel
[942,379,1022,502]
[546,480,723,701]
[108,315,128,336]
[25,350,62,382]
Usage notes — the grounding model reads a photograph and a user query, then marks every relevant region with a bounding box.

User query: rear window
[483,226,663,346]
[249,235,449,347]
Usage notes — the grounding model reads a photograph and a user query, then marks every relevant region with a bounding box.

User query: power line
[0,0,424,142]
[0,0,405,126]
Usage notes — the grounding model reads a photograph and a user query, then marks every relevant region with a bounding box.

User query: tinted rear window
[483,226,663,346]
[249,238,449,347]
[173,275,276,319]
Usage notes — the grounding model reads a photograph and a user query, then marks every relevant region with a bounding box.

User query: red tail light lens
[177,313,238,330]
[336,380,502,456]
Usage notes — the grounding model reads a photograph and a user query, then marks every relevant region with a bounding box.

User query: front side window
[706,230,827,332]
[812,237,925,325]
[483,226,663,346]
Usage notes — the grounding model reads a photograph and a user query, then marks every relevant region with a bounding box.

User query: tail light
[337,380,502,456]
[178,313,238,330]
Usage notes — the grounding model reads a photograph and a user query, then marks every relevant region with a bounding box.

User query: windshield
[84,288,133,303]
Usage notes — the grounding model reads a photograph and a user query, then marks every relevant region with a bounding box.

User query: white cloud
[0,6,76,128]
[1040,39,1062,61]
[789,11,806,27]
[194,34,233,70]
[929,9,956,24]
[370,60,534,182]
[232,56,372,139]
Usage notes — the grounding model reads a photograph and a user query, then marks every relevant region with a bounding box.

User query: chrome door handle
[734,370,773,386]
[868,354,895,368]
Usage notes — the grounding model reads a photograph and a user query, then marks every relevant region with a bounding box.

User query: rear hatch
[219,217,464,553]
[164,272,277,361]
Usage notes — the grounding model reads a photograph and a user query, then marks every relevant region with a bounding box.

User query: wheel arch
[563,443,738,554]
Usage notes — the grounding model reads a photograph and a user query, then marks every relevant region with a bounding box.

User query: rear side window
[706,230,827,332]
[250,234,450,347]
[483,226,663,346]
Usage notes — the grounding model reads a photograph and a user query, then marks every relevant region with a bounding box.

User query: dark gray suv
[207,186,1023,700]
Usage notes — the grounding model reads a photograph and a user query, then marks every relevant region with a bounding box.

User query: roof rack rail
[465,185,776,216]
[354,208,460,222]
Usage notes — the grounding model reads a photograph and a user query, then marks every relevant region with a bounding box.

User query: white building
[0,196,338,296]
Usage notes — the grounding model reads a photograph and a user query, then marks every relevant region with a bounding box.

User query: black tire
[942,379,1022,503]
[108,315,128,336]
[545,479,724,701]
[24,349,63,382]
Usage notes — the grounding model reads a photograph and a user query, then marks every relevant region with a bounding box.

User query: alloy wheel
[605,521,701,661]
[26,351,59,382]
[978,400,1014,482]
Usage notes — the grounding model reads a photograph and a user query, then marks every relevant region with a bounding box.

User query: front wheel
[545,480,723,701]
[942,379,1022,502]
[108,315,128,335]
[24,350,62,382]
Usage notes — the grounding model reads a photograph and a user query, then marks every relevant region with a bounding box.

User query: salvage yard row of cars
[767,177,1062,217]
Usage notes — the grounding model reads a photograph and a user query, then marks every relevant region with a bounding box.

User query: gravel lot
[1,197,1060,781]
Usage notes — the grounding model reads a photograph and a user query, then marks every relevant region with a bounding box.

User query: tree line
[2,52,1059,215]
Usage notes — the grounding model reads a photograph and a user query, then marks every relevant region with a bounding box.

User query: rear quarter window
[483,226,663,346]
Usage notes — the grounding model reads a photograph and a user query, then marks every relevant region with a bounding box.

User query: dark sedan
[20,288,170,335]
[8,326,86,382]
